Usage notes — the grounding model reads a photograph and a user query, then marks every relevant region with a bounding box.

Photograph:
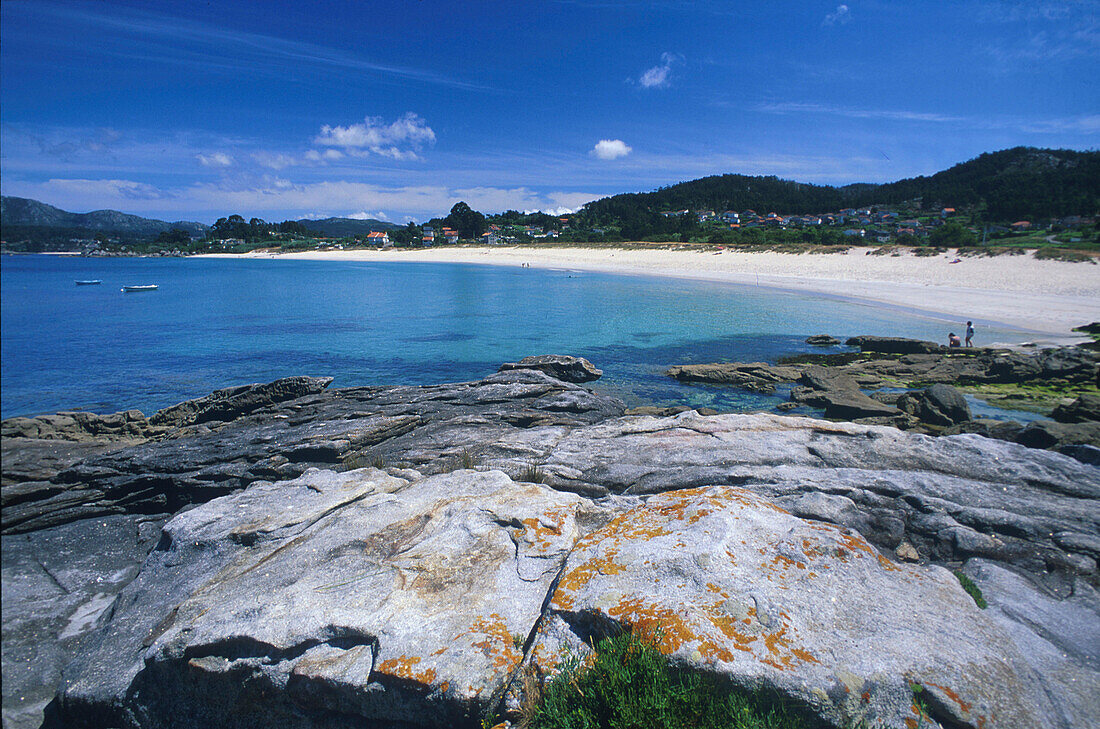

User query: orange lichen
[516,504,573,551]
[376,655,437,685]
[469,613,523,674]
[924,681,973,714]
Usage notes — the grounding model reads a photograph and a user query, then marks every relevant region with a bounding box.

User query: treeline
[571,147,1099,239]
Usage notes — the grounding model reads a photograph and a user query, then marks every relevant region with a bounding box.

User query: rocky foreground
[2,356,1099,729]
[668,335,1100,455]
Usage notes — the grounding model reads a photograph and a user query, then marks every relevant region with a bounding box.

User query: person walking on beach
[965,321,974,347]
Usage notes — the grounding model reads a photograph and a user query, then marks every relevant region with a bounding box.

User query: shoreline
[197,245,1099,343]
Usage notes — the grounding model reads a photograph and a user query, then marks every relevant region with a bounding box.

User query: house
[1011,221,1032,231]
[941,208,956,218]
[421,234,434,247]
[441,227,459,244]
[842,229,865,238]
[366,231,390,246]
[722,210,739,222]
[480,232,500,245]
[697,210,715,222]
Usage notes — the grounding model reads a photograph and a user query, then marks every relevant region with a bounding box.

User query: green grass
[953,571,988,609]
[519,463,547,484]
[526,630,808,729]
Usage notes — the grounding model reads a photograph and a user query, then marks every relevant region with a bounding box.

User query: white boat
[121,284,158,292]
[75,280,102,285]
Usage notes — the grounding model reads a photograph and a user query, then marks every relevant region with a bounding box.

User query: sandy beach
[201,246,1099,342]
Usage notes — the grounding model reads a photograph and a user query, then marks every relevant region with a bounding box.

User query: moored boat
[75,280,102,285]
[121,284,158,292]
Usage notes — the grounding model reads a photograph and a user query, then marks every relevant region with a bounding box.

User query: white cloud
[196,152,234,167]
[251,151,299,170]
[314,112,436,159]
[591,139,632,160]
[638,52,681,89]
[5,178,604,222]
[348,210,389,221]
[823,4,851,25]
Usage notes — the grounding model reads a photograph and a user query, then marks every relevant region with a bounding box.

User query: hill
[0,197,207,237]
[577,147,1100,234]
[296,217,397,237]
[0,197,208,251]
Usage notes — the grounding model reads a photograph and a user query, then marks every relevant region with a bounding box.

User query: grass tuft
[526,629,807,729]
[953,570,988,609]
[519,463,547,484]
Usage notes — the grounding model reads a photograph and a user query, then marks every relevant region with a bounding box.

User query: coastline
[198,245,1099,342]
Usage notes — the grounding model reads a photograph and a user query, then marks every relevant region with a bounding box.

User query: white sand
[199,246,1099,342]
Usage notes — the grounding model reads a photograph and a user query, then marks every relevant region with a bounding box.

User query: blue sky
[2,0,1097,223]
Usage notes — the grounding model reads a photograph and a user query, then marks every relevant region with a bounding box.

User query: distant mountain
[579,147,1100,229]
[296,217,398,237]
[1,196,208,238]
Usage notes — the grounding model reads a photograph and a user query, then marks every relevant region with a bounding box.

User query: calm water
[1,255,1025,419]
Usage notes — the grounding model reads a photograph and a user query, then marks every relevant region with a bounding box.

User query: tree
[154,229,191,247]
[929,222,979,248]
[444,202,487,239]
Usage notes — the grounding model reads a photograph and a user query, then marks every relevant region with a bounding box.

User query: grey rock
[2,514,162,729]
[1,410,154,443]
[845,335,946,354]
[46,469,591,729]
[1052,393,1100,423]
[917,383,972,426]
[149,375,334,427]
[529,412,1099,585]
[665,362,800,393]
[528,485,1072,729]
[1016,420,1100,450]
[3,370,624,535]
[962,559,1100,729]
[497,354,602,383]
[941,418,1025,442]
[804,334,840,346]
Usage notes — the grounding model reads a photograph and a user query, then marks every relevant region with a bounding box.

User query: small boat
[75,280,102,285]
[121,284,158,292]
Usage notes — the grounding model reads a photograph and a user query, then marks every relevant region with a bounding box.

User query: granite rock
[497,355,602,383]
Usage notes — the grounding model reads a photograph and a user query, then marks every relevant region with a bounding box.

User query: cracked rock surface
[3,369,1099,728]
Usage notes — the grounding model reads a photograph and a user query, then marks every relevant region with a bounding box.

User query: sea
[1,254,1037,421]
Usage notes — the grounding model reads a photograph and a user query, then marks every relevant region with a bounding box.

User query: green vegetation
[959,381,1098,415]
[519,463,547,484]
[524,629,807,729]
[953,571,988,609]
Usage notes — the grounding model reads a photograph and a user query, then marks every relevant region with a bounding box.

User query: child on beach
[948,333,961,348]
[965,321,974,347]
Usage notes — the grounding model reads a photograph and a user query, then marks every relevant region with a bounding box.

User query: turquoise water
[1,255,1023,419]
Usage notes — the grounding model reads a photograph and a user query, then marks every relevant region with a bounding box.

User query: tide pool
[1,255,1022,419]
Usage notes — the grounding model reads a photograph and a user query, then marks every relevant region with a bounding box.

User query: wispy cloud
[313,113,436,160]
[20,2,494,93]
[823,4,851,26]
[637,52,682,89]
[196,152,234,168]
[591,139,633,160]
[983,22,1100,63]
[757,102,962,124]
[754,101,1100,135]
